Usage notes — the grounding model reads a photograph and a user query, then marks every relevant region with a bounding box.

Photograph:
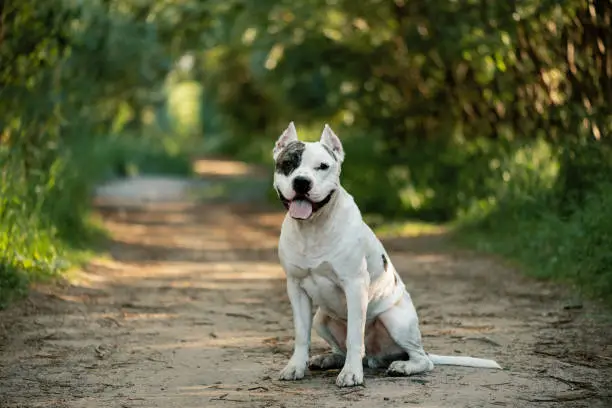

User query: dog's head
[272,122,345,220]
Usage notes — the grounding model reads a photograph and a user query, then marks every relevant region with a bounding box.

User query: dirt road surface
[1,159,611,408]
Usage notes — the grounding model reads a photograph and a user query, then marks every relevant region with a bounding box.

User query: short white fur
[273,122,502,388]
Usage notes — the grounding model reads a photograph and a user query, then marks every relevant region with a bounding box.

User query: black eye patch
[275,141,306,176]
[316,163,330,171]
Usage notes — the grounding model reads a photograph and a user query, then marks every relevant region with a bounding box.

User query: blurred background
[1,0,611,305]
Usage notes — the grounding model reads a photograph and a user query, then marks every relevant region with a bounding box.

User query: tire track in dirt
[1,162,611,408]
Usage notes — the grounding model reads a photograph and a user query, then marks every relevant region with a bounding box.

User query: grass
[369,217,448,238]
[368,139,612,307]
[232,132,612,307]
[0,132,194,309]
[1,73,204,309]
[454,181,612,306]
[371,183,612,308]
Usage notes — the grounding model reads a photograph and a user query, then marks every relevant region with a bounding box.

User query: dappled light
[3,0,611,303]
[3,182,612,405]
[1,0,612,406]
[193,158,267,178]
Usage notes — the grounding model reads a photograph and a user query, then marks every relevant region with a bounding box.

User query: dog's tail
[428,354,502,369]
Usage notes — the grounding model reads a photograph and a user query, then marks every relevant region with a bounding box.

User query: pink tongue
[289,200,313,219]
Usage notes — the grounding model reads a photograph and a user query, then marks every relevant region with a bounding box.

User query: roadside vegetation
[2,0,610,306]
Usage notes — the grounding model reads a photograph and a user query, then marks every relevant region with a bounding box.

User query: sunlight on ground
[193,158,267,178]
[143,333,279,351]
[76,260,284,287]
[374,220,449,238]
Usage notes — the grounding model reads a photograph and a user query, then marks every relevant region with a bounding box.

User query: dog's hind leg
[308,309,347,371]
[378,293,434,376]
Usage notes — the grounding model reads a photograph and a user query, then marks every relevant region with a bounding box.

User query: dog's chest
[295,263,347,315]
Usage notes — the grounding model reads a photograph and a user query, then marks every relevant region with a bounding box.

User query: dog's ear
[320,124,345,163]
[273,121,299,161]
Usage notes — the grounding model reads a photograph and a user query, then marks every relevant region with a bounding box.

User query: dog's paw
[335,366,364,387]
[279,362,306,381]
[387,359,433,376]
[308,353,345,371]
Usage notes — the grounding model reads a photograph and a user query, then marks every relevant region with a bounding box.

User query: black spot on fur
[382,254,388,271]
[275,141,305,176]
[321,144,337,161]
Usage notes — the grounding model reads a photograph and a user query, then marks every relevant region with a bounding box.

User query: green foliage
[200,0,610,219]
[0,131,192,307]
[457,182,612,306]
[568,183,612,301]
[0,0,194,307]
[2,0,610,306]
[195,0,611,303]
[456,142,612,304]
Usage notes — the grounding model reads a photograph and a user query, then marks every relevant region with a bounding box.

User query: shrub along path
[0,159,610,407]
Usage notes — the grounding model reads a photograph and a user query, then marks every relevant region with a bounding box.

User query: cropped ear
[273,121,298,161]
[320,124,345,163]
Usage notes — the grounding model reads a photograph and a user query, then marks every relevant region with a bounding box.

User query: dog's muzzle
[277,189,335,220]
[292,177,312,195]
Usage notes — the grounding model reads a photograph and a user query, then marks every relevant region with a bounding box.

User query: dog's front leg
[279,277,312,381]
[336,275,368,387]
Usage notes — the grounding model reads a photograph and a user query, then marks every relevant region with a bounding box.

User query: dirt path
[1,160,611,408]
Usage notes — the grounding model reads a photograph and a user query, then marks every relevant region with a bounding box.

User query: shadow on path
[0,158,611,408]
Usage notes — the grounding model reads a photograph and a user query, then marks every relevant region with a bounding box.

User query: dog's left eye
[316,163,330,171]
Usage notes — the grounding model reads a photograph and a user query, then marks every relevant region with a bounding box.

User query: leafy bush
[0,132,192,307]
[0,1,197,307]
[455,142,612,305]
[3,0,610,307]
[567,183,612,300]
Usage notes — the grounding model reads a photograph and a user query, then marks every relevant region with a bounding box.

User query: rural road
[1,159,611,408]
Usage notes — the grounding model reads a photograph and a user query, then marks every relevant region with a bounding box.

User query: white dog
[273,122,501,387]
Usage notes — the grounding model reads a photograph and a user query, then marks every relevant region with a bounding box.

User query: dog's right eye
[316,163,330,171]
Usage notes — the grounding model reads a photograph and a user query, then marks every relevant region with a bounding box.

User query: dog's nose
[293,177,312,194]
